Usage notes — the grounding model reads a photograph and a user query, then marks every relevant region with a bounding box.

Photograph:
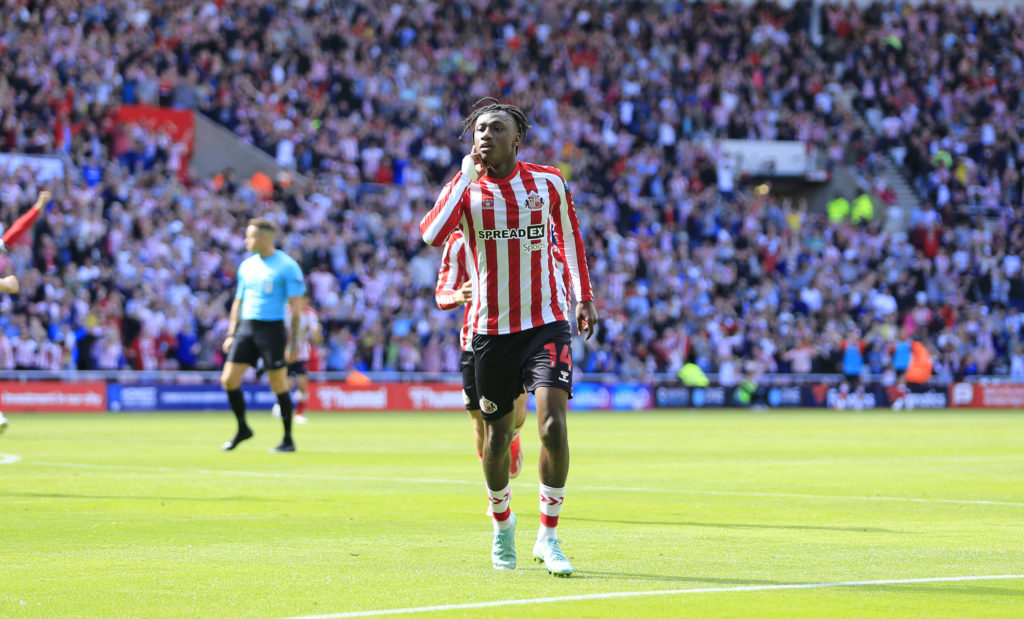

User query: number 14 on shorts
[543,343,572,383]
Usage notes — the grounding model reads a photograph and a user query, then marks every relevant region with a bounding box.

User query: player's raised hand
[33,190,51,211]
[576,300,598,341]
[461,147,485,181]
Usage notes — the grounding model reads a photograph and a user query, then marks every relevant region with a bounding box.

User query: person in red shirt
[0,190,51,294]
[0,190,50,433]
[420,99,598,576]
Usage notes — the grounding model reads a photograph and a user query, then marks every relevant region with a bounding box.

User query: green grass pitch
[2,409,1023,617]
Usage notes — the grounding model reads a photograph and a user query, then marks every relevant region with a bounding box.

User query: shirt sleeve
[435,233,467,310]
[235,266,245,299]
[420,173,470,247]
[550,172,594,303]
[286,259,306,298]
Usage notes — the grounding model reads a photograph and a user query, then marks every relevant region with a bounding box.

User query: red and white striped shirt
[420,161,593,335]
[285,305,321,362]
[434,229,472,351]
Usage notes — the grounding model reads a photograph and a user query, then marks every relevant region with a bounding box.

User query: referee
[220,217,307,453]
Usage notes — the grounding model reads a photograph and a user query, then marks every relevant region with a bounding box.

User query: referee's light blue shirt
[235,250,306,321]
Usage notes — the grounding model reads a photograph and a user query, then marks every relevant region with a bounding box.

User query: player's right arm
[419,154,479,247]
[434,232,470,310]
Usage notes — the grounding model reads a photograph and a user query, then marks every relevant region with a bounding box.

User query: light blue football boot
[491,513,517,570]
[533,537,573,576]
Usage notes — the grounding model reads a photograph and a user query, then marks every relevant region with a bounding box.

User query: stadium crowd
[0,0,1022,383]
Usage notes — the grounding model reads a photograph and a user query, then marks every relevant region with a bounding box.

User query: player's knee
[219,375,238,391]
[538,414,567,448]
[484,424,513,453]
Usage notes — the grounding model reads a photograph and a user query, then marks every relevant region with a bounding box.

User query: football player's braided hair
[460,97,531,150]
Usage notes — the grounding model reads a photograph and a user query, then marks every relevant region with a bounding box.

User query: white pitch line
[280,574,1024,619]
[23,460,1024,507]
[0,453,22,465]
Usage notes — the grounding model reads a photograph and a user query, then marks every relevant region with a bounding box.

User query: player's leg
[220,360,254,450]
[473,334,521,569]
[293,367,309,424]
[532,385,573,575]
[266,367,295,452]
[509,392,527,478]
[483,410,517,569]
[461,350,485,459]
[521,322,574,576]
[260,321,295,452]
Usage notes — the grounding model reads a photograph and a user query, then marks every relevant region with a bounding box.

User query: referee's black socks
[227,388,248,429]
[276,391,294,440]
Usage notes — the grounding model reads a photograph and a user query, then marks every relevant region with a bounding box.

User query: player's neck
[484,158,518,180]
[258,247,275,259]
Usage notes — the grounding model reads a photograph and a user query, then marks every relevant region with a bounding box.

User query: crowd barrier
[0,377,1019,412]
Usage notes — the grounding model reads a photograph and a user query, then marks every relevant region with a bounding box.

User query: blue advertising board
[108,383,278,412]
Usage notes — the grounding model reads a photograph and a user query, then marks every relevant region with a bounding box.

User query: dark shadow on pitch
[563,516,899,534]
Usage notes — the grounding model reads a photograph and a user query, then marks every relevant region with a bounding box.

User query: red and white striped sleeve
[549,172,594,303]
[420,172,470,247]
[434,231,468,311]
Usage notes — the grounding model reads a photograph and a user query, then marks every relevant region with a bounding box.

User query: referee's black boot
[270,437,295,453]
[221,426,253,451]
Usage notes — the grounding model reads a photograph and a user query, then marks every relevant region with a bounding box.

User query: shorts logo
[524,192,546,210]
[559,370,569,383]
[478,224,545,241]
[479,397,498,414]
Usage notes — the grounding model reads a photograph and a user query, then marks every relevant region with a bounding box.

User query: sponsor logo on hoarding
[826,388,877,410]
[0,381,107,412]
[317,386,388,410]
[767,387,802,408]
[951,383,974,406]
[408,386,465,410]
[655,387,690,408]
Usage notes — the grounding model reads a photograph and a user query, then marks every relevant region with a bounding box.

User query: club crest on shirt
[263,279,274,294]
[524,191,545,210]
[482,198,495,209]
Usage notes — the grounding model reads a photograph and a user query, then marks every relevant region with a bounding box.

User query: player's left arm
[285,260,307,363]
[551,173,598,340]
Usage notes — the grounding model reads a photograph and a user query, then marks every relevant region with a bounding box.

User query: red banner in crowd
[115,105,194,180]
[949,383,1024,408]
[309,382,465,411]
[0,381,107,412]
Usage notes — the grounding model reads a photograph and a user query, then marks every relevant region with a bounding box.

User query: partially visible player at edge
[272,297,320,425]
[435,229,527,478]
[420,98,598,576]
[220,218,306,452]
[0,189,51,435]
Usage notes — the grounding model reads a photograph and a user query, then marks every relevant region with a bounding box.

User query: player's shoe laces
[221,426,253,451]
[533,538,573,576]
[0,413,8,434]
[509,436,523,479]
[270,438,296,453]
[491,513,517,570]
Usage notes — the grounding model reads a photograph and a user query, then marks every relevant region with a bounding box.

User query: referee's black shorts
[472,321,572,421]
[226,320,287,371]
